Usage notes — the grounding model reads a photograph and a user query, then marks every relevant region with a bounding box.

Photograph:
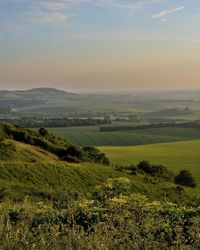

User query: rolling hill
[0,87,76,99]
[0,123,197,203]
[1,88,200,116]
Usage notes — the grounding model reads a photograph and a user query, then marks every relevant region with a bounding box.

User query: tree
[83,146,110,166]
[174,170,197,188]
[38,128,49,137]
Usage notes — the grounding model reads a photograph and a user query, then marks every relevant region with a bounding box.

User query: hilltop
[0,87,76,99]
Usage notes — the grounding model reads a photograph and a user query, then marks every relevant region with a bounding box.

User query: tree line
[100,121,200,132]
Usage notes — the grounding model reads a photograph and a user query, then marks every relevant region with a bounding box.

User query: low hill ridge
[0,87,77,98]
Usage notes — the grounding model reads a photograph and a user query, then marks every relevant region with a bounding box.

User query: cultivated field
[50,126,200,146]
[99,139,200,189]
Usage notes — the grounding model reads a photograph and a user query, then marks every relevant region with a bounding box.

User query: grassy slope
[50,126,200,146]
[99,140,200,190]
[0,139,196,204]
[0,139,123,200]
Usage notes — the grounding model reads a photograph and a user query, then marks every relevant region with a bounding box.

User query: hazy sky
[0,0,200,91]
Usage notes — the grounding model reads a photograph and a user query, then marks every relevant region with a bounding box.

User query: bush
[92,178,131,205]
[137,161,173,181]
[175,170,197,188]
[83,146,110,166]
[38,127,49,137]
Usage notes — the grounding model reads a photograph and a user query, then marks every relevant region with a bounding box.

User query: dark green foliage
[83,146,110,165]
[136,161,174,181]
[38,127,49,136]
[8,209,26,224]
[175,170,197,188]
[100,121,200,132]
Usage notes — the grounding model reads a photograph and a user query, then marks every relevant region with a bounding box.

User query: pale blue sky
[0,0,200,90]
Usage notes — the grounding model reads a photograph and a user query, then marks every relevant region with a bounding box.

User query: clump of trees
[175,170,197,188]
[130,161,174,181]
[83,147,110,166]
[117,161,197,189]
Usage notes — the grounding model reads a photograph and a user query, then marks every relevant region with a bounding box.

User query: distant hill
[0,87,200,116]
[0,87,77,99]
[0,88,81,115]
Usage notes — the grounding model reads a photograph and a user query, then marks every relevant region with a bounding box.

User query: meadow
[50,126,200,146]
[100,139,200,189]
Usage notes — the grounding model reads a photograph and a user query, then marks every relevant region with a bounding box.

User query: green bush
[175,170,197,188]
[83,146,110,166]
[136,161,174,181]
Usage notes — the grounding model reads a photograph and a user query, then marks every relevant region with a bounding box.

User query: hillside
[0,124,116,200]
[0,123,197,205]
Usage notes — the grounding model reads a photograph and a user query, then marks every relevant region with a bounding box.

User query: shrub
[83,146,110,166]
[92,178,131,205]
[38,127,49,137]
[175,170,197,188]
[136,161,174,181]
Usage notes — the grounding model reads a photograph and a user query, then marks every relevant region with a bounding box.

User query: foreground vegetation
[0,179,200,249]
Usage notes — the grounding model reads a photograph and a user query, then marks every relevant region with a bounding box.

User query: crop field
[99,140,200,189]
[50,126,200,146]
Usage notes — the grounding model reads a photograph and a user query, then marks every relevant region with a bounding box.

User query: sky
[0,0,200,91]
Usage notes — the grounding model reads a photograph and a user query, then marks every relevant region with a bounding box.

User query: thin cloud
[168,6,185,14]
[152,6,185,21]
[0,0,169,26]
[30,12,68,24]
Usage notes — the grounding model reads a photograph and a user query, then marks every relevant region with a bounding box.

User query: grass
[0,140,122,200]
[0,138,197,204]
[99,139,200,190]
[50,126,200,146]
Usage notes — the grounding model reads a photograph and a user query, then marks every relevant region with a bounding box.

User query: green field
[99,139,200,189]
[50,126,200,146]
